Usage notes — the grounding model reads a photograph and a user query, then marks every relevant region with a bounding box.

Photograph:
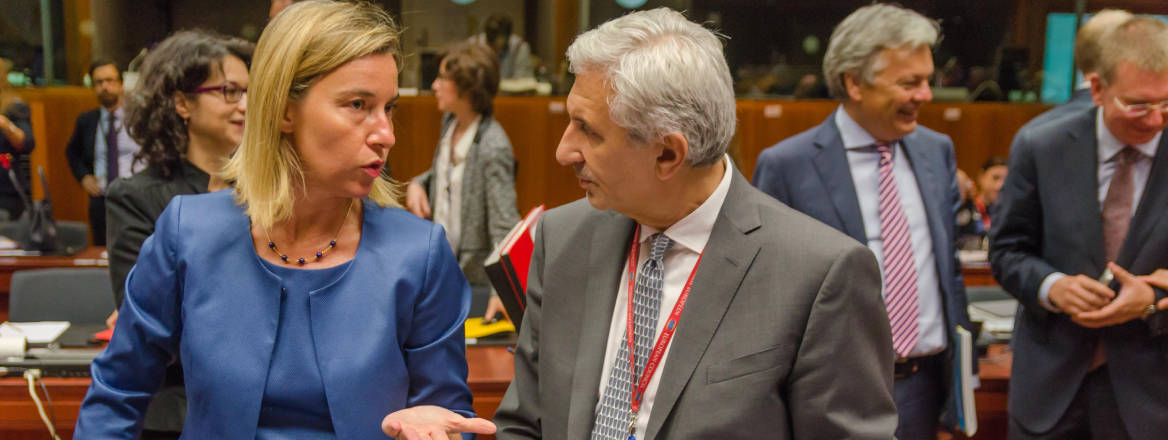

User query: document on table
[0,321,71,344]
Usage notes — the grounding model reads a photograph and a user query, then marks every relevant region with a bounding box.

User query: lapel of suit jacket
[899,133,952,292]
[1118,129,1168,268]
[644,170,763,439]
[1063,114,1108,269]
[565,210,637,439]
[811,114,866,243]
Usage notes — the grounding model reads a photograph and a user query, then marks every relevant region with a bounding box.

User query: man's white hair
[566,7,735,167]
[823,4,939,99]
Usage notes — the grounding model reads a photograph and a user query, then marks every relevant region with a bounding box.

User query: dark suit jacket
[989,107,1168,437]
[751,111,976,430]
[65,108,101,183]
[1019,88,1095,132]
[494,169,898,439]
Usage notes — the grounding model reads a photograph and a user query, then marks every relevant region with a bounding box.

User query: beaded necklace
[264,199,354,265]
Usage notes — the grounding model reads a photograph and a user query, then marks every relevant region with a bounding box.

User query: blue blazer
[75,190,475,439]
[751,111,974,430]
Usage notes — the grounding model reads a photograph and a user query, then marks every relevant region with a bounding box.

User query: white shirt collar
[835,105,886,150]
[1096,107,1161,162]
[639,154,733,254]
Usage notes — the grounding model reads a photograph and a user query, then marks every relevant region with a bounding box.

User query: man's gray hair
[1097,16,1168,84]
[566,7,735,167]
[822,4,939,99]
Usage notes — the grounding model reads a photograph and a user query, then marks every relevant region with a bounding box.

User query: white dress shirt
[1038,108,1161,311]
[595,155,732,437]
[94,106,142,191]
[835,107,947,357]
[432,115,480,254]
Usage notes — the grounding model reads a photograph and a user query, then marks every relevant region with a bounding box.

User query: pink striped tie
[875,141,920,358]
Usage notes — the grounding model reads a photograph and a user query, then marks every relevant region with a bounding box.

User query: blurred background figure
[974,156,1008,230]
[470,13,534,80]
[104,29,253,439]
[0,57,34,221]
[65,60,143,246]
[408,41,519,322]
[955,168,983,249]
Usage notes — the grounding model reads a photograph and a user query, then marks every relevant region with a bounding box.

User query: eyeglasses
[189,82,247,103]
[1112,96,1168,118]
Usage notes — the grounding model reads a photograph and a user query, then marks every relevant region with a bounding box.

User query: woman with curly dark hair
[102,29,252,439]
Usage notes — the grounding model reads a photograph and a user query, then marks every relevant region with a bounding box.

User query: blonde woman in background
[75,1,495,438]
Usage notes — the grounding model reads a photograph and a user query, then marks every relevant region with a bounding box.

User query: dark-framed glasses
[1113,96,1168,118]
[190,82,247,103]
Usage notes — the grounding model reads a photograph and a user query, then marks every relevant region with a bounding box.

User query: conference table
[0,250,1012,439]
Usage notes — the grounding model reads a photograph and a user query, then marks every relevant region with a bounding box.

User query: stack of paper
[0,321,71,344]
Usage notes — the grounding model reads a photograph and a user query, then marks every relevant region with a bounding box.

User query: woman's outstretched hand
[381,405,496,440]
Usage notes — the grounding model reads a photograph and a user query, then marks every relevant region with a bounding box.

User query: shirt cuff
[1038,272,1066,313]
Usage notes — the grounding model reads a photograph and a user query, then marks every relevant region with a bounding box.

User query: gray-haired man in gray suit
[493,7,897,440]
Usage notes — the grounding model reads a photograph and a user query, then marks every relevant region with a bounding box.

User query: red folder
[483,205,544,331]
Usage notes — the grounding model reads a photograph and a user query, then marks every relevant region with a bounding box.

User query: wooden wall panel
[17,87,98,227]
[22,92,1053,226]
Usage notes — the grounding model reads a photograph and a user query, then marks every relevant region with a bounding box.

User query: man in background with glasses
[991,15,1168,439]
[65,60,142,246]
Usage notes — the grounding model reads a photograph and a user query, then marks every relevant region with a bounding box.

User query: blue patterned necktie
[591,232,674,440]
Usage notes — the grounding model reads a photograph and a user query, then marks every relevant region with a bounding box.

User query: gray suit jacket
[989,107,1168,437]
[415,114,519,286]
[752,112,976,431]
[494,169,897,439]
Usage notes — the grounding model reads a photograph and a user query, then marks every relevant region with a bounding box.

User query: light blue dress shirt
[94,106,142,190]
[835,107,947,357]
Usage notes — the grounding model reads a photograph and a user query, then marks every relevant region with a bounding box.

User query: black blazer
[106,160,209,307]
[65,108,101,183]
[990,107,1168,437]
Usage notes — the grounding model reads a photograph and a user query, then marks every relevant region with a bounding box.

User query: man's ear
[1089,74,1105,107]
[655,132,688,181]
[844,73,865,102]
[173,92,192,120]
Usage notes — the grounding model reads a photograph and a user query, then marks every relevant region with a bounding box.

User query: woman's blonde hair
[222,0,402,229]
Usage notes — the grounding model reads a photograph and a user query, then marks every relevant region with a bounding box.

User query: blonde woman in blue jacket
[75,1,495,439]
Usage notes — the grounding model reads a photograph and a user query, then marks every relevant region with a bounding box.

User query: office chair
[8,268,115,324]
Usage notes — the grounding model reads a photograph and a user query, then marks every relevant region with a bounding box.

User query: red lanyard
[623,226,704,435]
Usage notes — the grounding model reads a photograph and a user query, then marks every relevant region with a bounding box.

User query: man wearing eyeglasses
[990,16,1168,439]
[65,60,142,246]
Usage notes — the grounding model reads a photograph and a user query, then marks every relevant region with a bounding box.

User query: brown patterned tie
[1091,146,1142,370]
[1102,146,1141,263]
